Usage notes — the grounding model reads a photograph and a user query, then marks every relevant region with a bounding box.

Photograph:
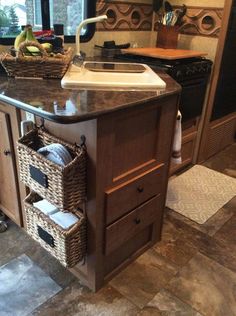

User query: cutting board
[121,48,208,60]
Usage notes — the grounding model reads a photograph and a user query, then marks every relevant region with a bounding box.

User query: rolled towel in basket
[33,199,59,215]
[171,110,182,164]
[37,143,72,166]
[49,211,79,230]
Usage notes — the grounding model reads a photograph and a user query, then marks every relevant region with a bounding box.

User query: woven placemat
[166,165,236,224]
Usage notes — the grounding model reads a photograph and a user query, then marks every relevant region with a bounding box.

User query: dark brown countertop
[0,71,181,124]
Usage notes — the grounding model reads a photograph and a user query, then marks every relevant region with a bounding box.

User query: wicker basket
[24,192,86,267]
[0,41,72,79]
[17,127,86,211]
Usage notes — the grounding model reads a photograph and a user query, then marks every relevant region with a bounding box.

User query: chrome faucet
[73,14,108,66]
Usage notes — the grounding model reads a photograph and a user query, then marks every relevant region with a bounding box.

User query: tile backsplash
[90,0,225,61]
[0,0,226,61]
[96,1,153,31]
[97,0,223,38]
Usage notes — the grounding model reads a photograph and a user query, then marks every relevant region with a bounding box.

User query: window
[0,0,96,44]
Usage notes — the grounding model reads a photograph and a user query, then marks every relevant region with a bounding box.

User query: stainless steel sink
[61,61,166,90]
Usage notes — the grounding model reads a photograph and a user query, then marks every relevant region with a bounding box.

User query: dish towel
[37,143,72,166]
[49,211,79,230]
[172,110,182,164]
[33,199,58,216]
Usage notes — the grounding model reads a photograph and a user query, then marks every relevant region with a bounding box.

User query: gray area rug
[0,254,61,316]
[166,165,236,224]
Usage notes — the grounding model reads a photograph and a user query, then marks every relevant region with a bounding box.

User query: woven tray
[24,191,86,268]
[0,41,73,79]
[17,127,86,211]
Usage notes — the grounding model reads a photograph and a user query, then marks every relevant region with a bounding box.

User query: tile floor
[0,254,61,316]
[1,143,235,316]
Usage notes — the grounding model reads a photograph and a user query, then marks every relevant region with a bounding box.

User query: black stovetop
[116,53,212,82]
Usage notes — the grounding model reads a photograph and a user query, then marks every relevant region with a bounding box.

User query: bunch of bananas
[14,25,52,55]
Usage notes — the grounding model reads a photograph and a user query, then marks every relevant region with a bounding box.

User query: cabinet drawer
[105,194,163,255]
[105,164,164,225]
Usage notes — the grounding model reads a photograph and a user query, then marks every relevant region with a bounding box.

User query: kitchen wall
[0,0,226,61]
[80,0,225,60]
[81,0,154,57]
[171,0,225,61]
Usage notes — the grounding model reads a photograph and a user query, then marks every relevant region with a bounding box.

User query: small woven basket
[0,41,72,79]
[17,127,86,211]
[24,191,86,268]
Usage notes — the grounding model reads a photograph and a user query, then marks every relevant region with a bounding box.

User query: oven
[116,54,212,122]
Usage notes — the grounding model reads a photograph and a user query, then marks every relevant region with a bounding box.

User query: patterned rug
[166,165,236,224]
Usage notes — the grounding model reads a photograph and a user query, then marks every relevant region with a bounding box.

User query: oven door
[179,77,209,121]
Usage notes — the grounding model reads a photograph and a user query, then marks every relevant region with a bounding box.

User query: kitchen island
[0,72,180,291]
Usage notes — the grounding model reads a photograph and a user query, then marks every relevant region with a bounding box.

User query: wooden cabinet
[198,0,236,162]
[0,73,179,290]
[44,93,179,291]
[0,109,22,225]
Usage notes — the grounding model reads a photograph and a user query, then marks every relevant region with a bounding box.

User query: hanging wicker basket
[17,127,86,211]
[24,191,86,268]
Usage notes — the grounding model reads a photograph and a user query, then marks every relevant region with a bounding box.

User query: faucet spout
[76,15,108,57]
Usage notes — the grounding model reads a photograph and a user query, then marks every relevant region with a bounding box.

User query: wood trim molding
[96,1,153,31]
[153,6,223,37]
[197,0,234,162]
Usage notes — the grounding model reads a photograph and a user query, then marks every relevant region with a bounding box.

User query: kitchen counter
[0,69,181,292]
[0,72,180,124]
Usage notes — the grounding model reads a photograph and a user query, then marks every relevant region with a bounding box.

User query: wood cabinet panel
[112,106,161,179]
[105,194,162,255]
[0,111,21,225]
[104,225,152,277]
[206,114,236,158]
[44,93,179,291]
[197,0,236,162]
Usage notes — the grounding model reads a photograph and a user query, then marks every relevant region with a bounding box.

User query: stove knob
[175,70,183,80]
[199,66,205,73]
[186,68,193,76]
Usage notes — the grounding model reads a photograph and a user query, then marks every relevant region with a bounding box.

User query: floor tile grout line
[28,285,64,316]
[175,226,236,277]
[160,251,219,316]
[136,251,205,313]
[210,212,235,238]
[149,247,180,276]
[198,241,236,275]
[166,251,236,316]
[107,283,145,311]
[165,287,206,316]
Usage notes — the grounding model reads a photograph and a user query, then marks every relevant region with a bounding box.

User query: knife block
[156,25,179,49]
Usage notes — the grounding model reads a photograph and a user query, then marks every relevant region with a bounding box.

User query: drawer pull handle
[135,218,141,224]
[137,186,144,193]
[3,149,11,156]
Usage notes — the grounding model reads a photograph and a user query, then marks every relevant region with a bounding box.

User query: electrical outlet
[25,111,35,123]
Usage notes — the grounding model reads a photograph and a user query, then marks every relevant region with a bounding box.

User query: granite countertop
[0,71,181,124]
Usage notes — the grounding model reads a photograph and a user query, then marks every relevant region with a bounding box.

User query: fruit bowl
[0,42,73,79]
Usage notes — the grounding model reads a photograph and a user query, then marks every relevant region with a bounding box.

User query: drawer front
[105,194,163,255]
[105,164,164,225]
